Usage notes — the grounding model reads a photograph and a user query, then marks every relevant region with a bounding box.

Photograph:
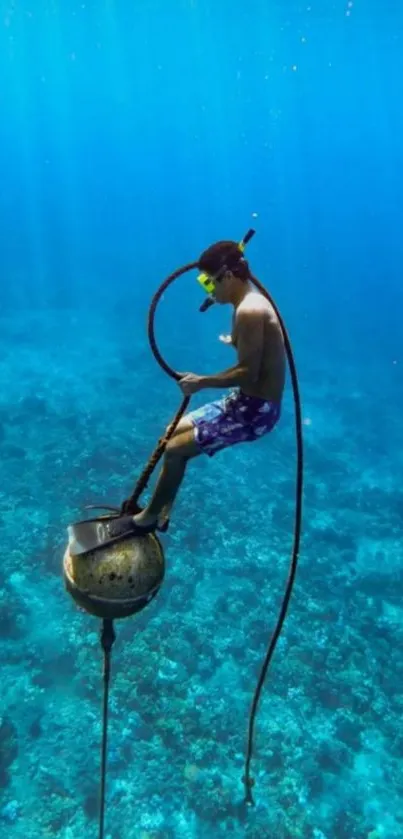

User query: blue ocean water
[0,1,402,837]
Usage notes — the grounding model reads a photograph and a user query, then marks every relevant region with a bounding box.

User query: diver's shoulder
[239,290,273,316]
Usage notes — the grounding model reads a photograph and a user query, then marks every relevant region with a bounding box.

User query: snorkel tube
[197,228,256,312]
[146,228,304,805]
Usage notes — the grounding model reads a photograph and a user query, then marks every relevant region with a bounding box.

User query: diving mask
[196,228,255,312]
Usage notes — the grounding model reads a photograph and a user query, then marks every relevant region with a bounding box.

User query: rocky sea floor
[0,308,402,839]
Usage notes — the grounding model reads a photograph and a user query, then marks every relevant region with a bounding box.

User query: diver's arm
[200,363,251,389]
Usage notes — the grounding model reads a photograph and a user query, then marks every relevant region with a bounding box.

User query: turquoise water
[0,2,402,838]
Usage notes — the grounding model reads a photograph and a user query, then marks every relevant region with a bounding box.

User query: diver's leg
[106,401,224,538]
[158,416,196,522]
[167,416,195,438]
[134,429,201,527]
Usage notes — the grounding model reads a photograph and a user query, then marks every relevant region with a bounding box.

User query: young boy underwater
[107,237,286,539]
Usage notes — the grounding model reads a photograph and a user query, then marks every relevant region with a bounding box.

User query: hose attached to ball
[120,262,198,515]
[124,250,304,805]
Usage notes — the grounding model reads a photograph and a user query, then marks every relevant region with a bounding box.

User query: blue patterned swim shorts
[187,389,281,457]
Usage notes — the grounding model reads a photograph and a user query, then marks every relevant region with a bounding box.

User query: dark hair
[198,240,250,281]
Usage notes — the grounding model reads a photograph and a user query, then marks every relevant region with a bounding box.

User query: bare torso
[231,290,286,402]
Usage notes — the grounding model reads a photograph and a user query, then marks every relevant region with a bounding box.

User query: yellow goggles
[197,238,247,295]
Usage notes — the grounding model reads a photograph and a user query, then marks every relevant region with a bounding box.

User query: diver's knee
[165,422,179,440]
[164,438,189,463]
[167,416,193,438]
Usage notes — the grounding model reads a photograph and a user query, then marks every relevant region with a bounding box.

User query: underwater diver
[108,239,286,537]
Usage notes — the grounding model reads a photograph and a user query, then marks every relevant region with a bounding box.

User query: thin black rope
[94,265,197,839]
[99,619,116,839]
